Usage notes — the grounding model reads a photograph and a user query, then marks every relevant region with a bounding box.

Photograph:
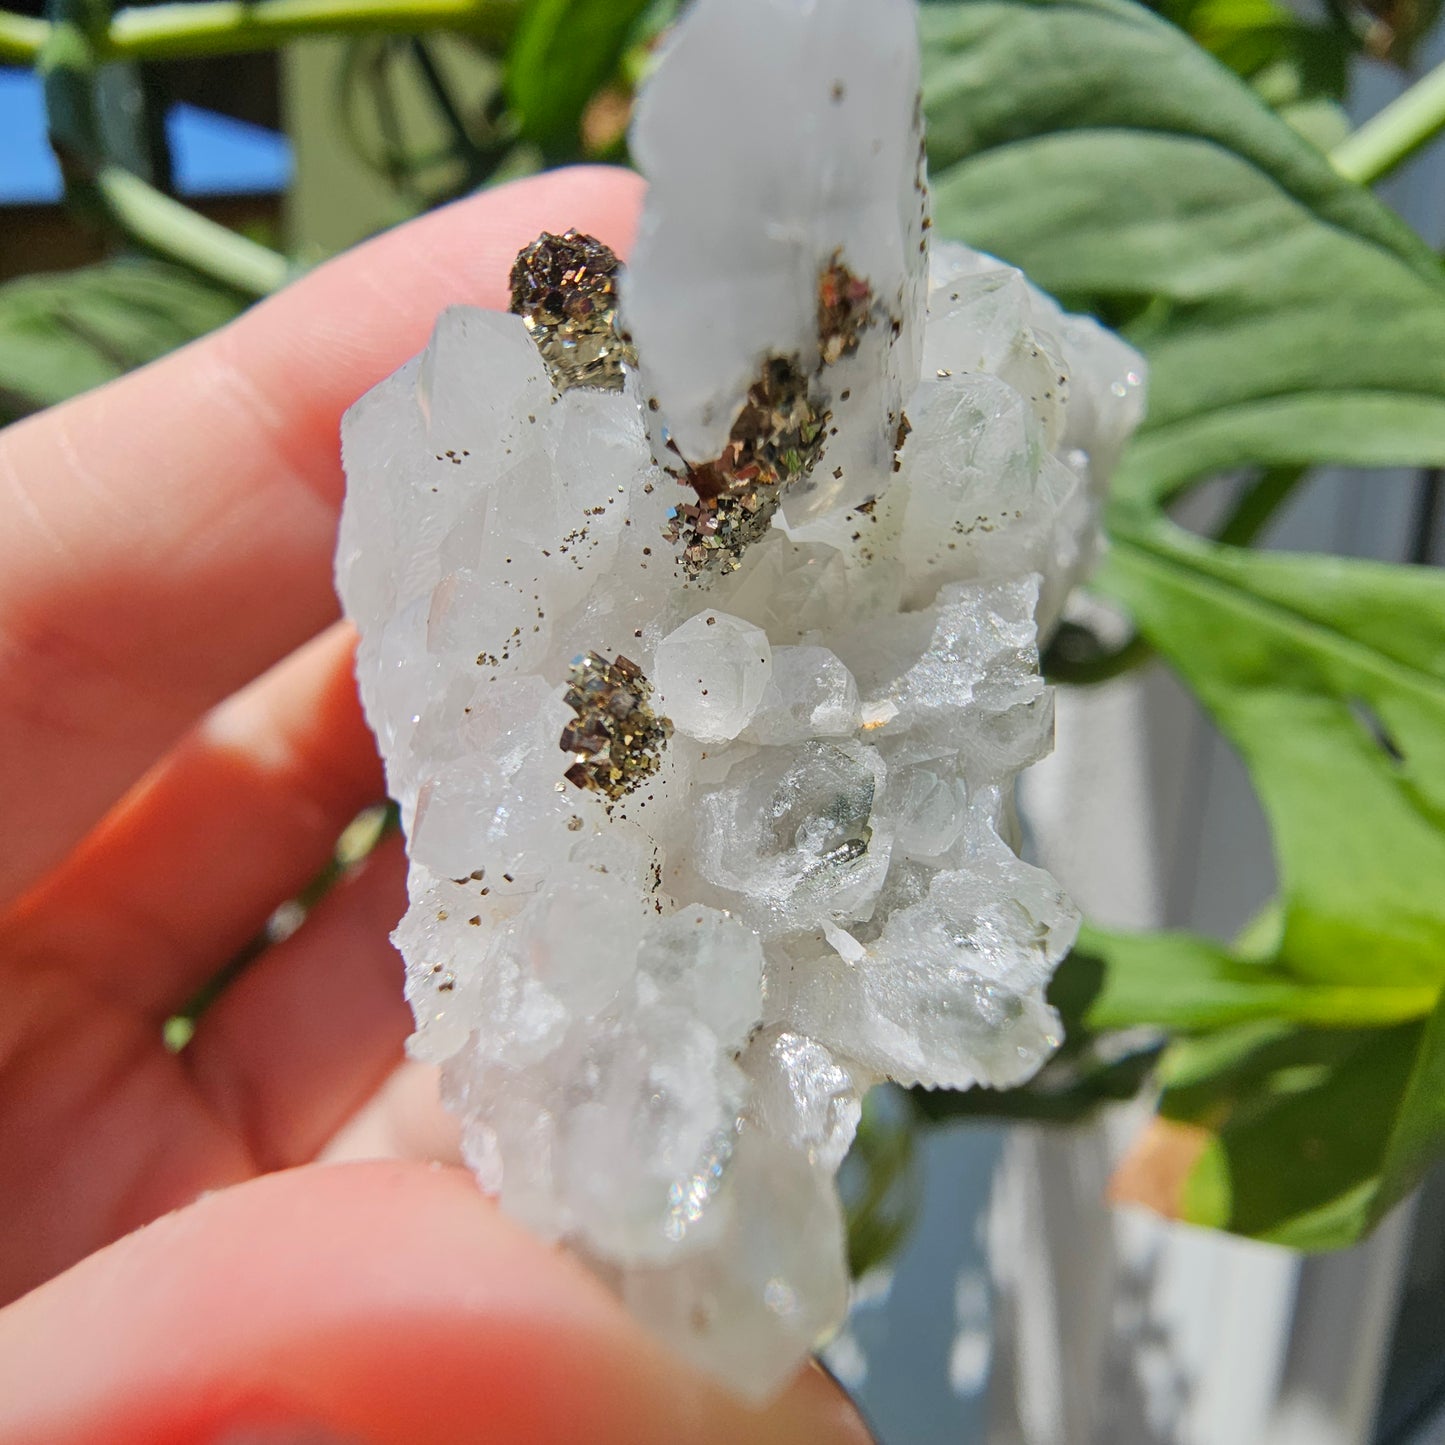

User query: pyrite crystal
[817,253,876,364]
[660,256,884,579]
[663,352,828,578]
[508,228,634,392]
[560,651,672,799]
[338,0,1145,1404]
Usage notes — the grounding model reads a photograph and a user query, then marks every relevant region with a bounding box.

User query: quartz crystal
[337,0,1145,1403]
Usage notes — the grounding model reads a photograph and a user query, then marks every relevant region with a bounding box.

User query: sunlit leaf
[1104,518,1445,988]
[922,0,1445,508]
[920,0,1445,1248]
[1119,997,1445,1247]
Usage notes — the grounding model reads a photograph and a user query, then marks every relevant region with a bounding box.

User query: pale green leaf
[0,258,246,423]
[921,0,1445,506]
[1074,923,1437,1032]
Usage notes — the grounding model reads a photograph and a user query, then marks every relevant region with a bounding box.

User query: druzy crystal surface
[337,0,1145,1401]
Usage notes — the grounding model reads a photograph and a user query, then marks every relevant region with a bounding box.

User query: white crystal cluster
[337,0,1144,1401]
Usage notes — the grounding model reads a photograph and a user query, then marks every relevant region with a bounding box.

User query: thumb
[0,1160,871,1445]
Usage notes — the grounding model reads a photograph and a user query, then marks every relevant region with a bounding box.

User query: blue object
[0,67,56,204]
[0,66,292,205]
[168,100,293,196]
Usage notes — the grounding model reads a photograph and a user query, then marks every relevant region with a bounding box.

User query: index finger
[0,165,644,906]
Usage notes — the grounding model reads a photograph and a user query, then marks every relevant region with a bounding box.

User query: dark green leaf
[0,258,245,424]
[1152,0,1352,129]
[504,0,651,157]
[921,0,1445,508]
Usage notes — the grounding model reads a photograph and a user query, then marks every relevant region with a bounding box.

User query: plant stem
[104,0,519,60]
[1214,464,1307,548]
[1331,56,1445,185]
[4,0,519,62]
[96,165,290,296]
[0,9,47,60]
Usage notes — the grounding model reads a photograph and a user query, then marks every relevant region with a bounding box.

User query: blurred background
[0,0,669,421]
[2,0,1443,1440]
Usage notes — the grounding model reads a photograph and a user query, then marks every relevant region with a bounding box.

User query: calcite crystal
[337,0,1144,1402]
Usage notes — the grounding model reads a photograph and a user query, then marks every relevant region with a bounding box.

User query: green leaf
[1072,924,1437,1032]
[1103,517,1445,989]
[921,0,1445,508]
[1147,995,1445,1247]
[1152,0,1350,115]
[1077,517,1445,1247]
[0,258,245,424]
[504,0,651,157]
[917,1,1445,1244]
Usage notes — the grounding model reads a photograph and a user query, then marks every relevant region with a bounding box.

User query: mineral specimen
[337,0,1145,1403]
[662,352,828,579]
[559,650,672,799]
[508,228,634,392]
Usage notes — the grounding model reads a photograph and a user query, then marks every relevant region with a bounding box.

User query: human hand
[0,167,871,1445]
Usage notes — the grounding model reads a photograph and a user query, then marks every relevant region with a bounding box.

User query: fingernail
[807,1356,882,1445]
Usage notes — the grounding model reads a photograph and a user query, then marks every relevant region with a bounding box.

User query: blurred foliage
[333,35,514,205]
[0,258,245,423]
[841,1087,925,1279]
[1151,1002,1445,1246]
[925,0,1445,1248]
[3,0,1445,1262]
[503,0,650,158]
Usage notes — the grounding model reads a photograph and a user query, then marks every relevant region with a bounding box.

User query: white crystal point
[337,0,1148,1403]
[638,905,766,1044]
[697,738,891,935]
[625,0,925,518]
[789,837,1079,1089]
[621,1129,850,1404]
[916,241,1147,630]
[417,305,552,459]
[887,378,1087,610]
[888,764,969,863]
[655,610,772,743]
[743,1027,863,1174]
[922,263,1071,451]
[741,645,861,745]
[439,893,760,1264]
[930,241,1147,490]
